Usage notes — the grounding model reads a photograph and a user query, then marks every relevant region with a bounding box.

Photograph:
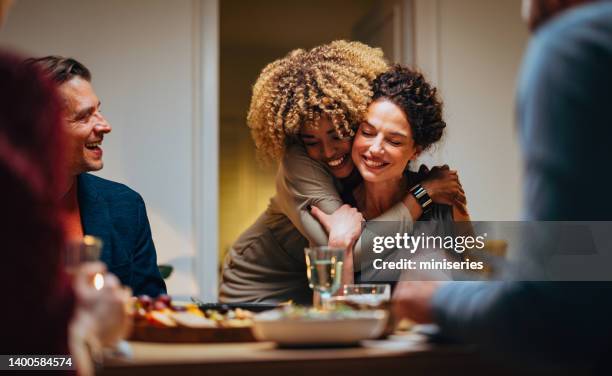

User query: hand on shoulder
[419,164,468,215]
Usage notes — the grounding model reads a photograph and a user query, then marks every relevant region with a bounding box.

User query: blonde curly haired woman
[219,41,465,304]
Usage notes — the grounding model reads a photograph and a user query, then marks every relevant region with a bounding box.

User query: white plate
[252,309,388,346]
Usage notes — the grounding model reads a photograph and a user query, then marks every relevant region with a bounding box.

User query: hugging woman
[325,65,472,282]
[348,64,470,222]
[219,41,466,304]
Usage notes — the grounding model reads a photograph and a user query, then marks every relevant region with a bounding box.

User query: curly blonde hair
[247,40,388,161]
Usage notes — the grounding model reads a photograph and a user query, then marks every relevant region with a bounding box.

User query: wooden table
[99,334,538,376]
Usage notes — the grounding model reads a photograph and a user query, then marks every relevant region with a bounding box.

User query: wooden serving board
[129,323,256,343]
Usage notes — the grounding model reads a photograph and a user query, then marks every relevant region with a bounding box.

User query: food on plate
[133,295,254,329]
[170,312,216,328]
[256,304,385,321]
[149,311,178,327]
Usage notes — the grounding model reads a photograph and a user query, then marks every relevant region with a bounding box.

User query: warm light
[94,272,104,290]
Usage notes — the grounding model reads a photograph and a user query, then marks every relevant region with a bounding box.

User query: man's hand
[420,165,468,215]
[392,281,442,324]
[310,204,364,250]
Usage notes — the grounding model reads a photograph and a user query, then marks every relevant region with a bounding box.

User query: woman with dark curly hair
[350,64,470,221]
[309,65,470,284]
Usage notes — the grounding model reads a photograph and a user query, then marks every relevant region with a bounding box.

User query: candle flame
[94,272,104,290]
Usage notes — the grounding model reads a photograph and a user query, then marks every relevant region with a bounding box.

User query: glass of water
[341,284,391,308]
[304,246,345,309]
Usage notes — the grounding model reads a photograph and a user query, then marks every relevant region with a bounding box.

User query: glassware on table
[64,235,104,289]
[336,284,391,308]
[64,235,131,364]
[304,246,345,309]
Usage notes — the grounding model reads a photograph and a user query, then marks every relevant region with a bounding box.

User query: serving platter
[129,323,255,343]
[130,295,257,343]
[252,307,388,346]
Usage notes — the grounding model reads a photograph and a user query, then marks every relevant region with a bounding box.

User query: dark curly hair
[372,64,445,151]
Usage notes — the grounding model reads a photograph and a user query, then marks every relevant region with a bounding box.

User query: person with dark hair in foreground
[24,56,166,297]
[392,0,612,372]
[0,51,131,375]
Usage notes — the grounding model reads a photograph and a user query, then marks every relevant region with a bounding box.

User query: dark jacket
[431,2,612,372]
[77,173,166,297]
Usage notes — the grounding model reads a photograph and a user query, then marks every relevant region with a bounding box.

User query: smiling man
[25,56,166,297]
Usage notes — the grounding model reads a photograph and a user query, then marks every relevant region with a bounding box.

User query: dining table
[98,331,564,376]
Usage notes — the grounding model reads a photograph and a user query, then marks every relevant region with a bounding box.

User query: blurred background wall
[1,0,527,299]
[414,0,528,222]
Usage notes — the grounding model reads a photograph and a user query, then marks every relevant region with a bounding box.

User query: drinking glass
[304,246,345,309]
[65,235,104,290]
[341,284,391,308]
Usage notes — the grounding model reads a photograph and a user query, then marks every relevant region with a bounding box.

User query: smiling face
[58,77,112,176]
[299,115,354,179]
[352,99,420,183]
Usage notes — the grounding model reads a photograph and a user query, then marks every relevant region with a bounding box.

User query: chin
[86,163,104,172]
[360,172,382,183]
[330,163,354,179]
[357,165,388,183]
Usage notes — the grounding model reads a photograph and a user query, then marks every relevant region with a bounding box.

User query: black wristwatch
[410,184,433,213]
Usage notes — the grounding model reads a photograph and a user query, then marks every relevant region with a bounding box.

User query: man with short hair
[26,56,166,297]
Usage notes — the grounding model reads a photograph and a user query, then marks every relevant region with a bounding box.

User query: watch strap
[410,184,433,212]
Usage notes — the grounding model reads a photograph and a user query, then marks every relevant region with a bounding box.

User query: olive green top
[219,144,414,304]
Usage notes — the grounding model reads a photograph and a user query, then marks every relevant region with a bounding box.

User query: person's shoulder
[282,143,317,167]
[280,143,331,178]
[533,2,612,49]
[520,2,612,106]
[80,173,143,203]
[549,1,612,30]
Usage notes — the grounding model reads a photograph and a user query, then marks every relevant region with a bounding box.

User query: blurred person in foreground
[0,52,130,375]
[24,56,166,297]
[392,0,612,372]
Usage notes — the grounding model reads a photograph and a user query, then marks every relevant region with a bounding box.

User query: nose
[322,140,336,159]
[93,112,112,134]
[369,135,385,156]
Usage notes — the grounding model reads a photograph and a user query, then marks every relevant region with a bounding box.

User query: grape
[154,301,168,311]
[138,295,153,310]
[157,294,172,306]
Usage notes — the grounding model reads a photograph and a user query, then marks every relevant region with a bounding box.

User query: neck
[60,174,79,210]
[358,175,407,219]
[339,168,362,191]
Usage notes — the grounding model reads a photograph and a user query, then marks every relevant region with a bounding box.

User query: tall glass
[65,235,104,290]
[304,246,345,309]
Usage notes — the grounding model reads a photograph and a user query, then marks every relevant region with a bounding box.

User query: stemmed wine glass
[304,246,345,309]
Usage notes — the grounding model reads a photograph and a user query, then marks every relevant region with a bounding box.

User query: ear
[412,145,423,160]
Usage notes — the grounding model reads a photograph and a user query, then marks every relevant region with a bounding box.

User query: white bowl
[252,309,388,346]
